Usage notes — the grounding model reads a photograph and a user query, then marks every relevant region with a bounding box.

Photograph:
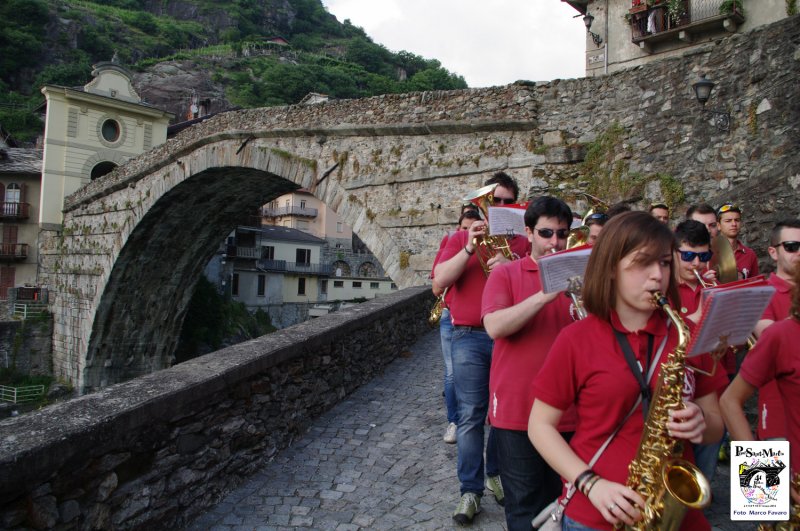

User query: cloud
[321,0,586,87]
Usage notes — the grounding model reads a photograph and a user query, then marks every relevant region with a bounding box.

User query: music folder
[537,244,592,294]
[686,276,775,357]
[487,204,527,238]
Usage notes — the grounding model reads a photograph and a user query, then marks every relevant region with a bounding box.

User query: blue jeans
[439,309,458,424]
[693,437,723,483]
[452,326,499,495]
[495,428,566,531]
[562,515,602,530]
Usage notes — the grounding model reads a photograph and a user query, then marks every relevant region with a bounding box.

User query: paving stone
[184,329,748,531]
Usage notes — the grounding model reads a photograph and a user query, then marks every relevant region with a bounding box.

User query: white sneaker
[443,422,457,444]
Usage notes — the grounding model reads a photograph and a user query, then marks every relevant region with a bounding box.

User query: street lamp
[691,73,731,132]
[583,12,604,48]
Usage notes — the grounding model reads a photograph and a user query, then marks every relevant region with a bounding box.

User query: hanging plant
[667,0,685,24]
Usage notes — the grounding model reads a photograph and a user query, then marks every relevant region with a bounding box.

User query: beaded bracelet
[463,245,474,256]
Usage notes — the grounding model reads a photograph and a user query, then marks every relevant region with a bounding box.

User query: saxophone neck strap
[614,324,670,420]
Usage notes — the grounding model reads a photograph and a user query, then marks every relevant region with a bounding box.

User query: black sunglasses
[492,197,515,205]
[678,250,713,263]
[775,241,800,253]
[586,212,609,221]
[535,228,570,239]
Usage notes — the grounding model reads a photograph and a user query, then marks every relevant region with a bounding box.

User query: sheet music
[488,206,526,238]
[687,285,776,357]
[537,247,592,294]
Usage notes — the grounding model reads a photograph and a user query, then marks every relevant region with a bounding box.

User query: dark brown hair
[583,211,680,321]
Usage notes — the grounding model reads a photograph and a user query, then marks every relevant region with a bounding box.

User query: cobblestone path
[187,329,752,530]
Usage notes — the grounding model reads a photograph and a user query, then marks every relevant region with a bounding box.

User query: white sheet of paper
[687,285,776,357]
[537,247,592,294]
[488,206,526,238]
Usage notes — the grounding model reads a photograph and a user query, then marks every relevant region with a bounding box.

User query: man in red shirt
[431,209,481,445]
[717,203,759,279]
[686,203,720,239]
[751,218,800,440]
[481,196,574,530]
[720,265,800,501]
[673,220,724,482]
[434,172,529,525]
[649,202,670,224]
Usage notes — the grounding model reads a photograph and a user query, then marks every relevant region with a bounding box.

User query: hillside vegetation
[0,0,467,143]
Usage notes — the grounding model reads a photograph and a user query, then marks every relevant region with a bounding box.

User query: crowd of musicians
[429,171,800,530]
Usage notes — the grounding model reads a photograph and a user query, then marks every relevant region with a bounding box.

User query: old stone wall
[42,15,799,391]
[0,286,433,530]
[0,318,53,376]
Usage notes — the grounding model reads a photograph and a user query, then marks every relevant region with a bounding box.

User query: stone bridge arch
[40,85,548,393]
[38,17,800,392]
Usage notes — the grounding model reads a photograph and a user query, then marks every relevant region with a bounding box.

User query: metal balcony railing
[261,206,318,218]
[0,202,30,220]
[629,0,744,44]
[257,259,332,275]
[0,243,28,261]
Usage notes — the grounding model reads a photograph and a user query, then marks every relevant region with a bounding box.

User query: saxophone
[428,290,446,326]
[624,292,712,531]
[758,472,800,531]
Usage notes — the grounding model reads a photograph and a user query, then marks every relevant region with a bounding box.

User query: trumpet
[549,248,588,321]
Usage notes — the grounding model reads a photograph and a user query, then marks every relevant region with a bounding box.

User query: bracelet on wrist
[583,475,601,497]
[463,245,474,256]
[574,469,594,492]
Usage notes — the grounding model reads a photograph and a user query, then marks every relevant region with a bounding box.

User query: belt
[453,325,486,332]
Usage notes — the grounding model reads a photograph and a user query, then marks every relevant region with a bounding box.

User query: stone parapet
[0,286,433,530]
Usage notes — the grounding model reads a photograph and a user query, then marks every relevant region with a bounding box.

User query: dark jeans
[495,427,566,531]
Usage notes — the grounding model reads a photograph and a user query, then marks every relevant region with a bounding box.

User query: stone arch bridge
[40,16,799,393]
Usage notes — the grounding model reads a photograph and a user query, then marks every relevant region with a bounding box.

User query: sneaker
[453,492,481,525]
[443,422,457,444]
[485,475,505,506]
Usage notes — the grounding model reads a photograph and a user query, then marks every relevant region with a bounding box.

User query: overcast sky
[319,0,587,88]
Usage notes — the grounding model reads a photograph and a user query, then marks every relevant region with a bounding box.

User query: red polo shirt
[533,311,726,531]
[481,257,574,431]
[677,281,703,317]
[431,233,456,308]
[756,273,794,440]
[762,273,792,321]
[733,240,759,279]
[439,230,529,327]
[740,318,800,474]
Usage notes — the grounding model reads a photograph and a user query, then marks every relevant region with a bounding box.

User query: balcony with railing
[0,202,30,220]
[257,259,332,276]
[628,0,744,48]
[0,243,28,261]
[261,206,318,218]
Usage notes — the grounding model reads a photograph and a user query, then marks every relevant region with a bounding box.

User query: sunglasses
[492,197,515,205]
[678,250,713,262]
[586,212,609,221]
[535,228,570,239]
[717,203,741,215]
[775,241,800,253]
[650,203,669,210]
